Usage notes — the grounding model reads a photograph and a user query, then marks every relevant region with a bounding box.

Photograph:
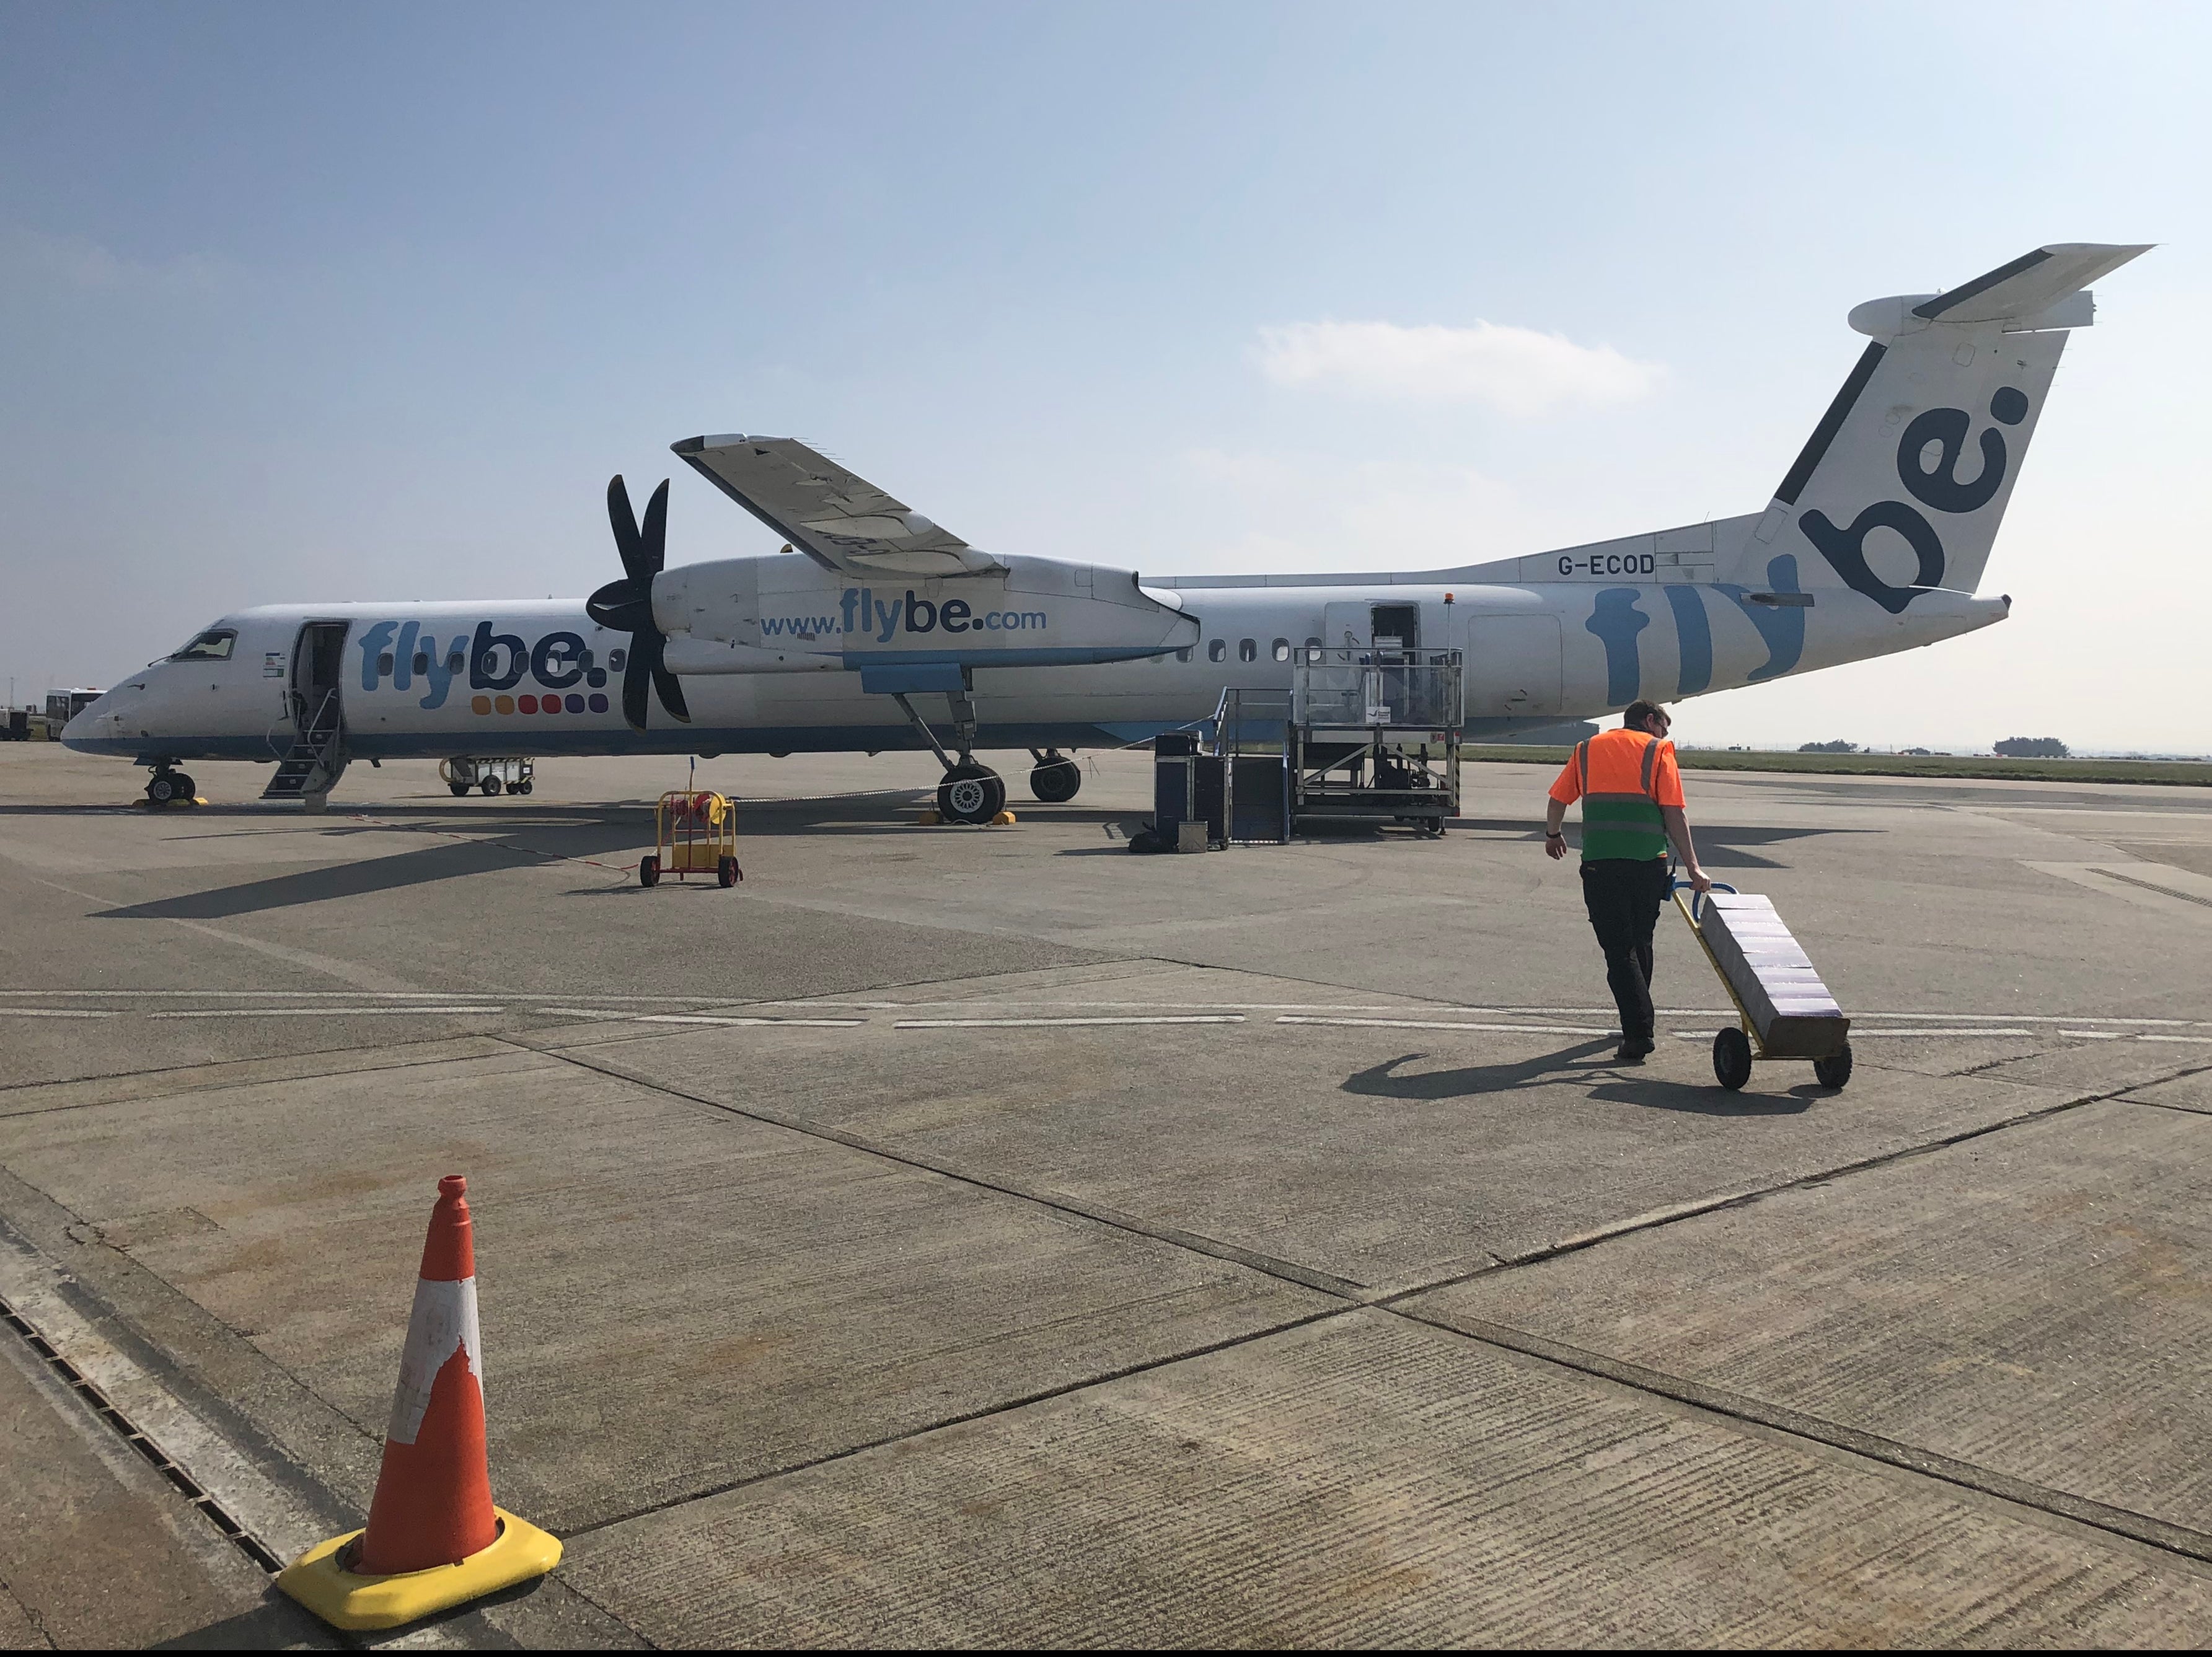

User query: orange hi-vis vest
[1548,729,1685,861]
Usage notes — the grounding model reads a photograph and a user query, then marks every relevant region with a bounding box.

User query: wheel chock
[275,1510,562,1632]
[992,810,1017,825]
[917,809,943,825]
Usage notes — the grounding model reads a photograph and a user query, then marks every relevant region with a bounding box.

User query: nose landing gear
[144,766,198,806]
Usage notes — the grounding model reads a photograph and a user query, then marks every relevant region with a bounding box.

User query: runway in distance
[64,242,2148,822]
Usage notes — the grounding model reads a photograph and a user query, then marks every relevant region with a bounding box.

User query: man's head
[1623,700,1671,738]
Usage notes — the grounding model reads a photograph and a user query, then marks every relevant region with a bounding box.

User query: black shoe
[1613,1037,1655,1064]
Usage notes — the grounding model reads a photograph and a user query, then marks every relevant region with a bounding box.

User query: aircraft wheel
[480,776,503,796]
[717,855,741,888]
[170,772,196,800]
[449,783,469,797]
[1713,1027,1753,1091]
[146,772,180,804]
[936,762,1006,826]
[1029,757,1082,803]
[639,855,660,889]
[1813,1044,1854,1090]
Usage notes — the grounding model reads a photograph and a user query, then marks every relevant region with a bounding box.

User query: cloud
[1253,319,1662,416]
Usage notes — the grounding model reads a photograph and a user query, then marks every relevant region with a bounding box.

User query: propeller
[587,475,690,732]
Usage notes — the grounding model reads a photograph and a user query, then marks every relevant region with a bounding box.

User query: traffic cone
[276,1175,560,1631]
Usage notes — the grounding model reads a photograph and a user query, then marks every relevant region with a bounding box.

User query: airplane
[64,242,2148,824]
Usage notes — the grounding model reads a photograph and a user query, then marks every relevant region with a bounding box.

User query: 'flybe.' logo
[762,589,1050,643]
[1803,385,2030,614]
[357,620,614,717]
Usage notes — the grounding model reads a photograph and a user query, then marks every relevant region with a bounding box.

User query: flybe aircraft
[65,242,2146,822]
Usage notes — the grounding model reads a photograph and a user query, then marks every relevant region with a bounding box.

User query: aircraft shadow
[1449,819,1869,870]
[1344,1045,1813,1116]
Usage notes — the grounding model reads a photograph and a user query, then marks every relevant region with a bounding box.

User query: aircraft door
[1369,602,1419,662]
[1465,613,1563,718]
[291,622,350,737]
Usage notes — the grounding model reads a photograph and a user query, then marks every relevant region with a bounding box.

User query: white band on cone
[386,1275,484,1446]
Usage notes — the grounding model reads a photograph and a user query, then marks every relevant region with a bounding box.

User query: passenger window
[1176,647,1192,664]
[609,648,628,671]
[578,649,594,670]
[1304,636,1324,663]
[377,653,395,675]
[1272,638,1290,662]
[412,652,429,675]
[170,629,236,662]
[447,650,465,674]
[1239,638,1256,662]
[1207,639,1226,663]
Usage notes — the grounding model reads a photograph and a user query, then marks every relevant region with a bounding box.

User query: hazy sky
[2,2,2204,750]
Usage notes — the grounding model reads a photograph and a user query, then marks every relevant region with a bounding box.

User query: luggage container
[1671,879,1853,1090]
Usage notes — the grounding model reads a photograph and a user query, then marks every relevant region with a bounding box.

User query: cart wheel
[1712,1027,1753,1091]
[480,776,502,796]
[449,783,469,797]
[1813,1044,1854,1090]
[516,779,533,795]
[639,855,659,889]
[716,855,739,888]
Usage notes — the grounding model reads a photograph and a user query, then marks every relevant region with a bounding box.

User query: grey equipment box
[1699,892,1849,1059]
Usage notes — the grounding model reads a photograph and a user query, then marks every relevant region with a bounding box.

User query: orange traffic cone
[276,1175,560,1630]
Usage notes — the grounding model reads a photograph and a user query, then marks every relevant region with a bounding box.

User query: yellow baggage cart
[642,791,741,889]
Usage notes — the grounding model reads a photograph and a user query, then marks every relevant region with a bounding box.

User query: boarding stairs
[262,690,349,803]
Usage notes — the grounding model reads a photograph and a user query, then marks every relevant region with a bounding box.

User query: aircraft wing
[672,434,1005,578]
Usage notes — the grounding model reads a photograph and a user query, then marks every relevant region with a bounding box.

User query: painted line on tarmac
[146,1006,503,1019]
[1667,1027,2038,1040]
[896,1015,1246,1029]
[541,1009,865,1028]
[0,1008,118,1019]
[1277,1016,1613,1035]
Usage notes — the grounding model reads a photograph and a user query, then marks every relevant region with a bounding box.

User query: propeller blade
[621,631,656,732]
[651,661,691,724]
[640,479,669,576]
[607,475,650,584]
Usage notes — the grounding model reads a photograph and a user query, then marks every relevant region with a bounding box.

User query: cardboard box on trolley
[1697,892,1849,1059]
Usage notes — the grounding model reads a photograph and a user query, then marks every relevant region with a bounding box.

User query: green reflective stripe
[1580,794,1666,861]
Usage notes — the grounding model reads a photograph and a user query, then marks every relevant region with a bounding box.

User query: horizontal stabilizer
[1851,242,2152,338]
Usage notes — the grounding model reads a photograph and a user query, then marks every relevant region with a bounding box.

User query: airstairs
[262,688,349,804]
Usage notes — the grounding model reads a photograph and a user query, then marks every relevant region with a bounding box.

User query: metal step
[260,738,347,802]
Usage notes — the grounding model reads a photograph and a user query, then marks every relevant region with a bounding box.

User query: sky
[2,1,2205,752]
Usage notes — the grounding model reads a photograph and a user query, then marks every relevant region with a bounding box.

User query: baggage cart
[1670,879,1853,1091]
[643,791,742,889]
[439,756,535,797]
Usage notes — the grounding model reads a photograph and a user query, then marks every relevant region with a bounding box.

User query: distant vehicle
[64,243,2149,822]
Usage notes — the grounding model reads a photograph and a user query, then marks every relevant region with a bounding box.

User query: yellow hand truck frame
[641,791,742,889]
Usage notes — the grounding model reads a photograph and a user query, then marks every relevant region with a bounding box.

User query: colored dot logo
[472,692,608,716]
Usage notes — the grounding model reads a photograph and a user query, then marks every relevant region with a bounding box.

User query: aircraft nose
[60,688,131,751]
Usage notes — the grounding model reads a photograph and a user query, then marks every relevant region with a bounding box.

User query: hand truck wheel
[1712,1026,1753,1091]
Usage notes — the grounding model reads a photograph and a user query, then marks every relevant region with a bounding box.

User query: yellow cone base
[276,1508,562,1632]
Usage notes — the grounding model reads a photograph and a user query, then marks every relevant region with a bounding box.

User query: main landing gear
[1028,749,1081,803]
[144,765,197,806]
[892,676,1007,827]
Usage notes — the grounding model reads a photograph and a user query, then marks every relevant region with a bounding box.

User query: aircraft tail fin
[1747,242,2149,609]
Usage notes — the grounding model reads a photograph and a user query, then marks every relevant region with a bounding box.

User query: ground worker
[1544,700,1711,1064]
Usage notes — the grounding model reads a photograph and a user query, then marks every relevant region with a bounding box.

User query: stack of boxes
[1699,892,1850,1058]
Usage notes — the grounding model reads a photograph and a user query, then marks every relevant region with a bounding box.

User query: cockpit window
[171,628,236,662]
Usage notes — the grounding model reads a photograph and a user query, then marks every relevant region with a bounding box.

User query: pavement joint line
[509,1038,1370,1301]
[2094,867,2212,910]
[553,1303,1356,1545]
[894,1015,1246,1028]
[1381,1302,2212,1573]
[0,1037,530,1106]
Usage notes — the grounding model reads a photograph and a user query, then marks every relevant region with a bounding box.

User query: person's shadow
[1344,1042,1814,1116]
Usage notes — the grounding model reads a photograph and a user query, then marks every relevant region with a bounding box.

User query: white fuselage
[64,546,2007,765]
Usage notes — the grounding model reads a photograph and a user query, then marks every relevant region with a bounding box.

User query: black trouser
[1580,856,1672,1042]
